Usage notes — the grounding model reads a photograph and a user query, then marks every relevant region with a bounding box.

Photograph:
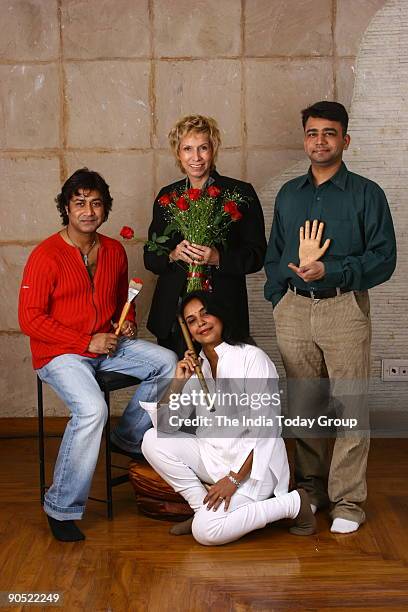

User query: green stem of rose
[186,264,206,293]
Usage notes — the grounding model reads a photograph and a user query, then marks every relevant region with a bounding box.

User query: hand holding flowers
[121,183,247,292]
[170,241,219,266]
[152,184,247,290]
[186,244,220,266]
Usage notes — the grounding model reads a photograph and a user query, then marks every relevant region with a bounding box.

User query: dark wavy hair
[55,168,113,226]
[179,290,248,347]
[301,101,349,136]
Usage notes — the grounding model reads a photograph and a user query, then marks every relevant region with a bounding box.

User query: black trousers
[158,325,187,360]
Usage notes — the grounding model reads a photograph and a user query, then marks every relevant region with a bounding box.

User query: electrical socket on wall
[381,359,408,381]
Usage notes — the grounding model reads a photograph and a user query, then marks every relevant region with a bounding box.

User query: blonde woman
[144,115,266,357]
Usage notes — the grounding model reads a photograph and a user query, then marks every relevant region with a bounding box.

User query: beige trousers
[273,289,371,523]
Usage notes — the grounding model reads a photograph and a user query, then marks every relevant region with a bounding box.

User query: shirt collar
[186,171,216,190]
[199,341,230,360]
[296,161,348,191]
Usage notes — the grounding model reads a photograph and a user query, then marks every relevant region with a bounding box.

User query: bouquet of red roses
[145,184,246,292]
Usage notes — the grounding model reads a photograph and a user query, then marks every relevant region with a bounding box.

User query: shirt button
[316,196,321,200]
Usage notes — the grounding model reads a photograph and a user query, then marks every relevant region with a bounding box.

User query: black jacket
[144,170,266,339]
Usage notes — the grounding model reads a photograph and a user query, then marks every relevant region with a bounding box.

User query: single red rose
[202,278,213,292]
[223,200,238,215]
[230,210,243,222]
[207,185,221,198]
[175,196,189,211]
[120,225,134,239]
[158,193,171,206]
[187,188,201,201]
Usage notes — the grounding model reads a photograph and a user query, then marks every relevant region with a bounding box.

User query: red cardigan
[18,232,135,369]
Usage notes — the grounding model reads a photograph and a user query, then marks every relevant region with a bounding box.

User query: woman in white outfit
[141,291,316,545]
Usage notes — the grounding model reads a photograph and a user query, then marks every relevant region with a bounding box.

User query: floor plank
[0,420,407,611]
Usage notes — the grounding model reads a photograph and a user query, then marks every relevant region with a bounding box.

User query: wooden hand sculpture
[299,219,331,266]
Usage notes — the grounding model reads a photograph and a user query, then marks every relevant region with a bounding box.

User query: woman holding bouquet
[144,114,266,357]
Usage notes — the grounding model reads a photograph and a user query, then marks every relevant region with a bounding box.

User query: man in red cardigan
[19,168,177,542]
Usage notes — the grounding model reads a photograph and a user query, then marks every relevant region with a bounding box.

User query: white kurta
[141,342,289,500]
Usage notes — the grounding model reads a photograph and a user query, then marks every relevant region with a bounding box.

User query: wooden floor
[0,419,407,612]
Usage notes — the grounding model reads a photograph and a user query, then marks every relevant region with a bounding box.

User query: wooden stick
[115,278,143,336]
[177,314,213,409]
[115,302,131,336]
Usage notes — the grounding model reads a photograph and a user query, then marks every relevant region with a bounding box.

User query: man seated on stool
[18,168,177,542]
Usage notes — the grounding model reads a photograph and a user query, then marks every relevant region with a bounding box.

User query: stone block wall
[0,0,388,416]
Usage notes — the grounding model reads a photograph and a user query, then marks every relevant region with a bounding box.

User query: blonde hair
[168,115,221,173]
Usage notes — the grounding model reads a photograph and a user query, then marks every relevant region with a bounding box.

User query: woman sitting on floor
[141,291,316,546]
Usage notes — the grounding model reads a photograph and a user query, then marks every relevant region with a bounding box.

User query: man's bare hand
[88,332,118,355]
[114,320,137,339]
[299,219,331,266]
[288,261,325,283]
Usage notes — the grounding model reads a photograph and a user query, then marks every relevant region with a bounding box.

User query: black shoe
[109,439,144,461]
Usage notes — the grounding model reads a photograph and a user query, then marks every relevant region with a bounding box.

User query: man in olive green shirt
[264,101,396,534]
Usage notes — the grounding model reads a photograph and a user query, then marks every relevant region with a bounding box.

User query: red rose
[202,278,213,291]
[187,188,201,201]
[207,185,221,198]
[176,196,189,211]
[120,225,134,239]
[158,193,171,206]
[224,200,238,215]
[230,210,243,222]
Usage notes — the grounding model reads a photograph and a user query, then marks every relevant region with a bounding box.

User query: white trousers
[142,429,300,546]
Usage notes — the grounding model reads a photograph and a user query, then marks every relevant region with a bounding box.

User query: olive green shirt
[264,162,396,306]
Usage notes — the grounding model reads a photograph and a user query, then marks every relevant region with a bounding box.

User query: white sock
[331,518,359,534]
[311,504,317,515]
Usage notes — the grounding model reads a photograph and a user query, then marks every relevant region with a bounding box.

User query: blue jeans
[37,338,177,520]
